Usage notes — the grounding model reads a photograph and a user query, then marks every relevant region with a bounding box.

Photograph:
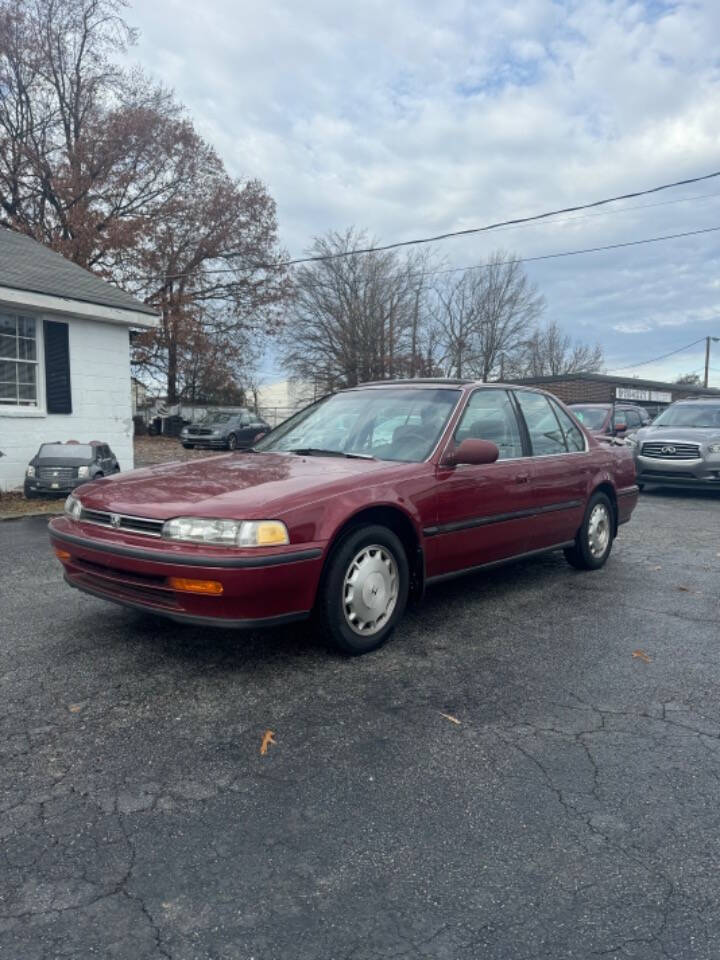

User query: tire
[319,524,410,655]
[564,492,614,571]
[637,483,645,492]
[24,484,37,500]
[182,443,194,450]
[227,433,238,451]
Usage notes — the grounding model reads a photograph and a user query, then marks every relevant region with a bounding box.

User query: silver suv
[631,398,720,489]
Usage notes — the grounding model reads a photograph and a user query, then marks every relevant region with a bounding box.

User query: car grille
[79,508,164,537]
[39,466,75,482]
[189,428,213,436]
[641,442,701,460]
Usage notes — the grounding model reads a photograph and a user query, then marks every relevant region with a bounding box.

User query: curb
[0,510,63,522]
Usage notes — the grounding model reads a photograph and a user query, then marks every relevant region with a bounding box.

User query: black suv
[180,410,271,450]
[24,442,120,497]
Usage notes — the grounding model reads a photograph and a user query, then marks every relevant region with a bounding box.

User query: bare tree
[516,319,604,377]
[283,229,439,391]
[674,371,701,385]
[434,252,545,380]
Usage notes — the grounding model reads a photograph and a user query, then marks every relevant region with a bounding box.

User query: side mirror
[444,438,499,467]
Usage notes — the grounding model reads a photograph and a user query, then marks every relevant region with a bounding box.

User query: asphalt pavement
[2,489,720,960]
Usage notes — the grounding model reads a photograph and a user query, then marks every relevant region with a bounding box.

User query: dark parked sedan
[25,441,119,497]
[180,411,270,450]
[50,381,638,654]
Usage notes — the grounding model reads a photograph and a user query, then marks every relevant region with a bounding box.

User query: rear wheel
[319,525,409,655]
[564,492,614,571]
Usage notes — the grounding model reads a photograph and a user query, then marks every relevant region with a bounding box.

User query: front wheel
[227,433,238,450]
[564,492,614,571]
[319,525,409,655]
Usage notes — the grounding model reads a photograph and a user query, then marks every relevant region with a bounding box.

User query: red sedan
[49,381,638,654]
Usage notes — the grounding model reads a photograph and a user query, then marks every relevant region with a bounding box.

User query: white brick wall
[0,315,134,491]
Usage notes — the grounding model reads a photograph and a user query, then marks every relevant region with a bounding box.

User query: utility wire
[467,189,720,236]
[151,223,720,289]
[225,169,720,266]
[607,338,707,372]
[155,169,720,281]
[419,225,720,279]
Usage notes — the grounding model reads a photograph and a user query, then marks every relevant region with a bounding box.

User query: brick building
[510,372,720,418]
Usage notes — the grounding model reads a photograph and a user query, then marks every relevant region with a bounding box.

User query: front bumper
[49,516,324,627]
[25,476,85,495]
[637,455,720,487]
[181,436,229,448]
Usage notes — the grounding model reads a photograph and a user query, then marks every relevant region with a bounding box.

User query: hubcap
[343,544,399,636]
[588,503,610,558]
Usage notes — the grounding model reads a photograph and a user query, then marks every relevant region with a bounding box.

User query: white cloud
[126,0,720,384]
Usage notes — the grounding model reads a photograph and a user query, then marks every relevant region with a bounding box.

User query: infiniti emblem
[661,446,676,455]
[110,514,121,529]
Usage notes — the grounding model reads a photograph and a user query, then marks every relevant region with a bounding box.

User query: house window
[0,313,39,407]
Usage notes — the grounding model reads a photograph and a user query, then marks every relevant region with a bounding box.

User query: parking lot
[1,489,719,960]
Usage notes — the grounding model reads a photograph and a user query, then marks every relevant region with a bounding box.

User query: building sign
[616,387,672,403]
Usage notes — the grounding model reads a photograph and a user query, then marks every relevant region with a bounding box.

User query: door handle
[516,473,530,484]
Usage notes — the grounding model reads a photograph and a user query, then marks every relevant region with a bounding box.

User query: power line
[156,169,720,281]
[422,225,720,279]
[150,223,720,290]
[607,338,707,372]
[469,189,720,236]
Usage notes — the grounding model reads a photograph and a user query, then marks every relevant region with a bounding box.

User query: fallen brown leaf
[677,585,691,592]
[68,704,82,713]
[439,712,461,725]
[260,729,276,756]
[632,649,652,664]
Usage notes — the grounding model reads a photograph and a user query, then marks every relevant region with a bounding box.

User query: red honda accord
[49,381,638,654]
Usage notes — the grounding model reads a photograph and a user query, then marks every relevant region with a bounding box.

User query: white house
[255,378,318,425]
[0,228,158,491]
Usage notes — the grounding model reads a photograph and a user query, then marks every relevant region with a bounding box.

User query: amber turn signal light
[54,547,71,561]
[167,577,224,596]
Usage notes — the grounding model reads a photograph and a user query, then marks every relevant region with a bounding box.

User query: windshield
[39,444,93,459]
[202,412,235,424]
[652,404,720,428]
[570,406,608,430]
[255,387,462,462]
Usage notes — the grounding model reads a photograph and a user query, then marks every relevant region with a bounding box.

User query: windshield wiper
[287,447,375,460]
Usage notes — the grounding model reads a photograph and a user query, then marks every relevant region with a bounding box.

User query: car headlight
[26,465,35,477]
[161,517,290,547]
[64,494,82,520]
[77,465,90,478]
[708,443,720,454]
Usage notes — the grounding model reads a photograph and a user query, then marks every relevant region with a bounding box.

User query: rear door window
[514,391,568,455]
[550,401,586,452]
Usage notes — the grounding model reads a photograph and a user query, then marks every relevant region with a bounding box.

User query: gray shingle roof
[0,227,157,317]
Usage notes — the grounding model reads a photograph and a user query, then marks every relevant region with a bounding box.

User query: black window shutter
[44,320,72,414]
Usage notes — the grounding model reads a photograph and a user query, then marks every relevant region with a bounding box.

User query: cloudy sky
[128,0,720,384]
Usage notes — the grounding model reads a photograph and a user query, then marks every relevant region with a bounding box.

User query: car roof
[349,378,552,392]
[672,397,720,403]
[569,402,646,410]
